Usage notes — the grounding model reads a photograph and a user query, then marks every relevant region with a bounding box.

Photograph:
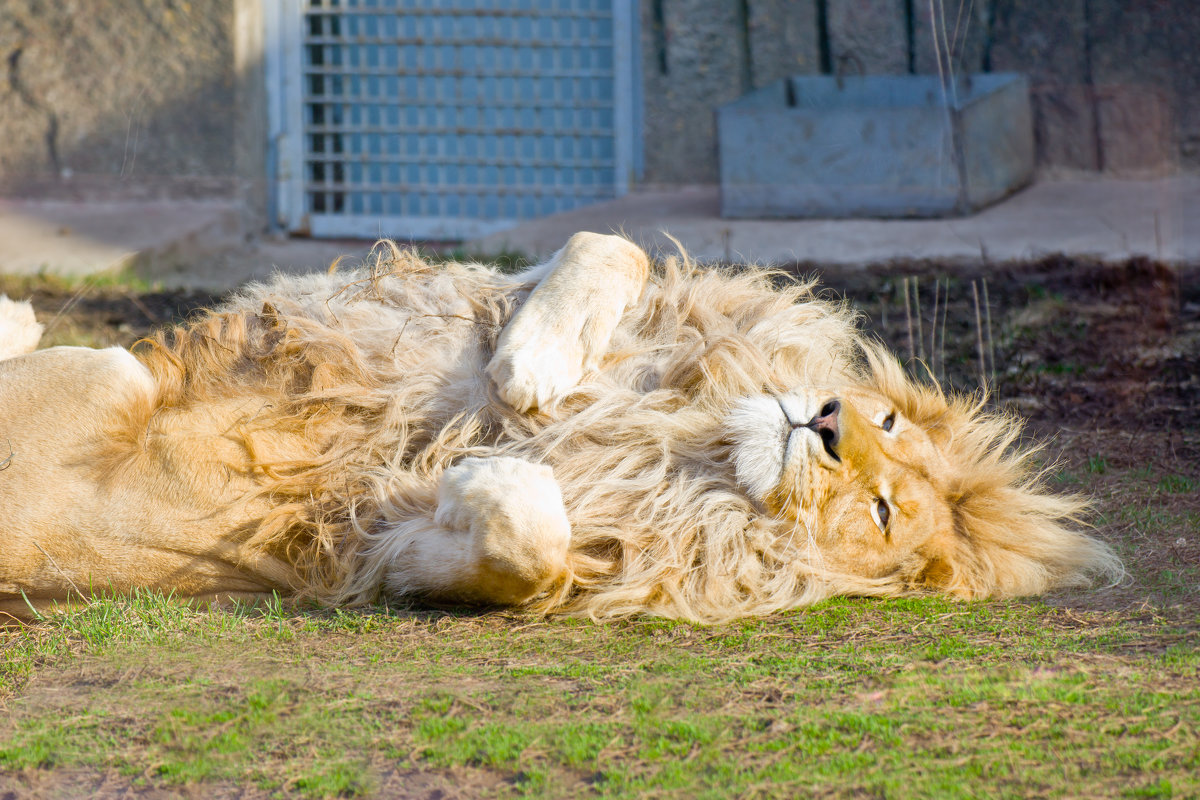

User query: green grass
[1157,474,1198,494]
[2,592,1197,799]
[0,264,161,296]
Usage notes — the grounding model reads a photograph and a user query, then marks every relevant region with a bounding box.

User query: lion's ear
[918,487,1122,600]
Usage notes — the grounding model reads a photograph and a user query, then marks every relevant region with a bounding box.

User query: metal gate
[266,0,636,240]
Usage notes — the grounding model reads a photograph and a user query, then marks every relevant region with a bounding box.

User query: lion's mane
[123,244,1119,622]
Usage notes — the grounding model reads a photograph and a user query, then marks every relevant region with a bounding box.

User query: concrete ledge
[3,177,1196,293]
[144,238,375,291]
[468,177,1200,268]
[0,199,241,278]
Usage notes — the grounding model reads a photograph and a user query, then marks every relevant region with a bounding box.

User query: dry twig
[903,277,915,364]
[972,279,986,388]
[982,277,995,384]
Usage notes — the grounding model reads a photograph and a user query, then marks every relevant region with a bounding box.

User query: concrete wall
[988,0,1185,175]
[1,1,1195,211]
[639,0,822,185]
[642,0,1200,184]
[0,0,266,220]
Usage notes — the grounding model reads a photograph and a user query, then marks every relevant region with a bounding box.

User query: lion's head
[725,342,1122,603]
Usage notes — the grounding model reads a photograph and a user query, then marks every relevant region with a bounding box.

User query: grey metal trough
[717,73,1034,218]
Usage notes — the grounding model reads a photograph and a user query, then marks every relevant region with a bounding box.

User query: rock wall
[0,0,239,197]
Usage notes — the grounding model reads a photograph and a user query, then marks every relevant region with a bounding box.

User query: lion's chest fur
[217,262,860,526]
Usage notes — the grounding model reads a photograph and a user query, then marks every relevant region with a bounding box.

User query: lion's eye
[881,413,896,432]
[875,498,891,532]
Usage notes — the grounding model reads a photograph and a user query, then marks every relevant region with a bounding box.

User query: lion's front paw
[486,338,585,413]
[485,232,649,413]
[0,295,43,361]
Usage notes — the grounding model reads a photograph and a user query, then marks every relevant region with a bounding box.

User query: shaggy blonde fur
[0,237,1122,622]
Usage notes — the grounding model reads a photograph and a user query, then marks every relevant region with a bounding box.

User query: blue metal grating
[297,0,624,239]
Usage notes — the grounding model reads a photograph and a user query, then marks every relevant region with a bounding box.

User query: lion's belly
[0,347,289,604]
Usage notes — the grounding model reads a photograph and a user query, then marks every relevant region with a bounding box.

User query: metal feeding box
[717,73,1033,218]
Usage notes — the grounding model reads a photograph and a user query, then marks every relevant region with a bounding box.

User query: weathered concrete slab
[717,74,1033,218]
[639,0,750,184]
[989,0,1090,83]
[1087,0,1183,174]
[0,0,236,183]
[912,0,990,75]
[1095,85,1174,175]
[1161,2,1200,169]
[1028,86,1099,172]
[989,0,1097,172]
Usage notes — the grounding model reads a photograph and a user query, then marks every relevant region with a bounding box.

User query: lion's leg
[380,456,571,606]
[487,232,650,412]
[0,296,43,360]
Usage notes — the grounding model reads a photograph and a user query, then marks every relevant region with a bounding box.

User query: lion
[0,233,1120,622]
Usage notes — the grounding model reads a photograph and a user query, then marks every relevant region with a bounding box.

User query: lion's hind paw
[0,295,43,360]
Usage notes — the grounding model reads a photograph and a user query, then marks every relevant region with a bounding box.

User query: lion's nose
[806,399,841,459]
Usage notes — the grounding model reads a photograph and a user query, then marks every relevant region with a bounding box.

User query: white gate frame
[264,0,308,235]
[264,0,639,240]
